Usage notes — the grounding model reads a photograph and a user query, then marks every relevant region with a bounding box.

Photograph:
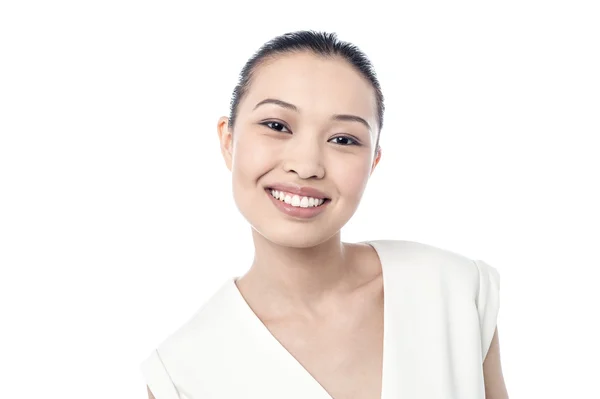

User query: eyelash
[260,121,361,146]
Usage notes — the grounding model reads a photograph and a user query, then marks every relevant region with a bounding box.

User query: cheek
[328,155,372,198]
[231,132,279,185]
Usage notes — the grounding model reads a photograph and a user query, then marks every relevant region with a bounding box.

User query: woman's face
[218,51,381,248]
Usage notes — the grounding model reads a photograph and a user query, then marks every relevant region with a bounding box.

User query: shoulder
[150,279,240,366]
[140,278,256,396]
[367,239,480,281]
[367,238,471,260]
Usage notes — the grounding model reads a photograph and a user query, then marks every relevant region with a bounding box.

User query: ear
[217,116,233,171]
[370,146,382,176]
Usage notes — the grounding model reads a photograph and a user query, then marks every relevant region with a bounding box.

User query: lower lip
[265,189,329,219]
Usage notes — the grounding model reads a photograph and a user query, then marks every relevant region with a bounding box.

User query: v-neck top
[140,240,501,399]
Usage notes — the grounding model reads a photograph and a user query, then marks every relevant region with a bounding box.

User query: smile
[268,189,327,208]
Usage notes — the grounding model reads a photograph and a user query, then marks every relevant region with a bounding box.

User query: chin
[249,210,352,248]
[254,226,337,249]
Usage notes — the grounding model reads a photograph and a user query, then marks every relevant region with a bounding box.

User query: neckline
[227,240,387,399]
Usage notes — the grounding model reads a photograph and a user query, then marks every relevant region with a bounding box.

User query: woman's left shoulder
[366,239,484,284]
[367,239,478,266]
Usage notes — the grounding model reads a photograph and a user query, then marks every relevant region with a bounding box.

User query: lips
[265,183,329,200]
[265,187,330,218]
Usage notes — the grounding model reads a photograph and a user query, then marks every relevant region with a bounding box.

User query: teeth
[291,195,300,207]
[270,190,325,208]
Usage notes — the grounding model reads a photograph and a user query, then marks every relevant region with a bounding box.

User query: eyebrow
[253,98,372,131]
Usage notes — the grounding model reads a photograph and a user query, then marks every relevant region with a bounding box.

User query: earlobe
[217,116,233,171]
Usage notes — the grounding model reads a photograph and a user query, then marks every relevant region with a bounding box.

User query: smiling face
[218,51,382,248]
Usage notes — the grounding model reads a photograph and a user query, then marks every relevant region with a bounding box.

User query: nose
[282,137,325,179]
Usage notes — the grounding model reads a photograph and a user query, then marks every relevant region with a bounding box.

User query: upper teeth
[270,190,325,208]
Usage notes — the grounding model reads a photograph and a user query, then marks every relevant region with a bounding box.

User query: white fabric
[140,240,501,398]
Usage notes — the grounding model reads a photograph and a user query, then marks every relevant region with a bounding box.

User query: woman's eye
[329,136,359,146]
[262,121,290,133]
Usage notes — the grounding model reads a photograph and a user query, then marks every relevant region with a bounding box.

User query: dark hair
[228,30,385,150]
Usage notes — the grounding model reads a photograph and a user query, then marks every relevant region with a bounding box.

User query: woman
[140,30,508,399]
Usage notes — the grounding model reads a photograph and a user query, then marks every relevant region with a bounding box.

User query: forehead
[241,52,377,121]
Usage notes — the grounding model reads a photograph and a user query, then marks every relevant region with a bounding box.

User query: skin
[147,50,508,398]
[484,327,510,399]
[218,51,382,311]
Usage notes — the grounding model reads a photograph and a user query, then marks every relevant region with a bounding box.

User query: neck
[239,228,358,318]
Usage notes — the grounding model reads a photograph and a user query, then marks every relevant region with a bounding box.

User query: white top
[140,240,501,398]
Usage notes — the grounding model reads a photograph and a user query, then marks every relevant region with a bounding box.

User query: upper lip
[266,183,329,199]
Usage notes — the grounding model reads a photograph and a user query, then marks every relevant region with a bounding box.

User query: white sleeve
[474,259,501,362]
[140,349,181,399]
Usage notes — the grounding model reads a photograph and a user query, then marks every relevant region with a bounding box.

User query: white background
[1,0,598,398]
